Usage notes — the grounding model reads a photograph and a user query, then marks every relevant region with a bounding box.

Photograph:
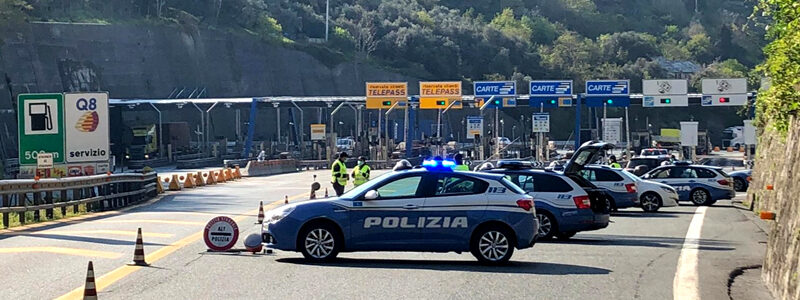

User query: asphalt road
[0,169,769,300]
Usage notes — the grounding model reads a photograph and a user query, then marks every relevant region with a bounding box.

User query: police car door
[653,167,694,199]
[420,173,489,249]
[349,174,426,250]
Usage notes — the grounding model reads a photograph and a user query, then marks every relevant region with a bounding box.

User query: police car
[577,165,639,210]
[641,162,736,206]
[482,142,614,240]
[261,159,538,264]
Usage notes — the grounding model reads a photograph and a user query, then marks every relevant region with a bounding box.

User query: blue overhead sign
[474,81,516,97]
[585,80,629,96]
[529,80,572,97]
[585,80,630,107]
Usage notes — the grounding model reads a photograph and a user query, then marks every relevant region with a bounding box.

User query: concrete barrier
[129,158,170,169]
[242,159,298,177]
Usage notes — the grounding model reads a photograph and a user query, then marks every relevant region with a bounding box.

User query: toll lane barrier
[242,159,299,177]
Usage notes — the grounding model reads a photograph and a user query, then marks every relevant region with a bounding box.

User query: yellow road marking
[56,193,308,300]
[96,220,205,226]
[33,230,174,238]
[0,247,122,259]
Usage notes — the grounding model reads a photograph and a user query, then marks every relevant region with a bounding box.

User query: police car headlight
[265,205,295,224]
[661,186,676,194]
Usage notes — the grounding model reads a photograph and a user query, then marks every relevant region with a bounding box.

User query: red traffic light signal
[719,97,730,103]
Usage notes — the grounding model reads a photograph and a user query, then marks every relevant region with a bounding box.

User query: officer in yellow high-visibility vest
[453,153,470,171]
[331,152,349,196]
[352,156,371,187]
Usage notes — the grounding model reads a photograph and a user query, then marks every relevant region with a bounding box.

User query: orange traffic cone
[234,166,242,179]
[183,173,195,188]
[257,201,264,224]
[156,179,164,194]
[225,168,233,181]
[128,228,149,266]
[284,195,289,204]
[194,172,205,187]
[169,174,181,191]
[83,261,98,300]
[206,172,216,185]
[216,169,226,183]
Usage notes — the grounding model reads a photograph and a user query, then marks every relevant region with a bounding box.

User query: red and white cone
[83,261,98,300]
[128,228,149,266]
[257,201,264,224]
[284,195,289,204]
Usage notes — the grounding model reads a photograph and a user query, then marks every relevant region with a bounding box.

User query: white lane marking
[673,206,708,300]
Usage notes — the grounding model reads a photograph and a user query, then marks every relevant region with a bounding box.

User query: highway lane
[0,169,331,300]
[0,168,767,299]
[103,193,764,299]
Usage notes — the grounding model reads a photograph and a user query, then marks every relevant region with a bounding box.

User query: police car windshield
[340,172,392,198]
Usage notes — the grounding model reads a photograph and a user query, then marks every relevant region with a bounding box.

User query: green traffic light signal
[436,100,446,106]
[493,100,501,105]
[660,98,671,104]
[550,99,557,104]
[606,99,613,104]
[382,101,392,106]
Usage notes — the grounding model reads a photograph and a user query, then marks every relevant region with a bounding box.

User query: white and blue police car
[641,162,736,206]
[261,158,539,264]
[577,165,640,210]
[482,142,613,240]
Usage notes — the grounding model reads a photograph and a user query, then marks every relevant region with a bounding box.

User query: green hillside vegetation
[1,0,765,92]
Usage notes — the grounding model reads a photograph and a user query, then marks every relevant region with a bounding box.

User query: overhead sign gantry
[529,80,573,108]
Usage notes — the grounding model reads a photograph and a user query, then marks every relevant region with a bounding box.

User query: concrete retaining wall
[752,115,800,300]
[242,159,298,177]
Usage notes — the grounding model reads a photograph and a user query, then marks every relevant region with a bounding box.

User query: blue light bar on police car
[422,159,456,169]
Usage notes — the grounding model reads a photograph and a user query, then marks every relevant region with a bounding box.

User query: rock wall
[0,22,416,156]
[752,115,800,300]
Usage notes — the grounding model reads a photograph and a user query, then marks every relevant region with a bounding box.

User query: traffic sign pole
[575,94,582,150]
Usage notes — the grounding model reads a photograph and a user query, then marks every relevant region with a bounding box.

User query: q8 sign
[64,93,109,163]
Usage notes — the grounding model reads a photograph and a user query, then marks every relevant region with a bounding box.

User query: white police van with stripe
[261,159,538,264]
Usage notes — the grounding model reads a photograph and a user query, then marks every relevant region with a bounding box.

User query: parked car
[617,169,679,212]
[577,165,639,210]
[728,169,752,192]
[482,142,614,240]
[642,162,736,206]
[625,157,670,176]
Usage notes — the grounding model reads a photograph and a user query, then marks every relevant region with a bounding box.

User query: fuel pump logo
[24,99,59,135]
[74,98,99,132]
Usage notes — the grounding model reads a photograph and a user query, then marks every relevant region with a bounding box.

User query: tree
[0,0,31,32]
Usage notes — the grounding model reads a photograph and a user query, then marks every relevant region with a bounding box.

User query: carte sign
[529,80,573,108]
[64,93,109,163]
[204,216,240,251]
[366,82,408,109]
[585,80,630,107]
[18,93,65,165]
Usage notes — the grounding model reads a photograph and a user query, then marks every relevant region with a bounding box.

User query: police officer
[331,152,349,196]
[453,153,469,171]
[608,155,621,168]
[352,156,371,187]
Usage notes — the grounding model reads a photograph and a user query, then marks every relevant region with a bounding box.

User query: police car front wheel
[298,223,342,261]
[471,225,515,264]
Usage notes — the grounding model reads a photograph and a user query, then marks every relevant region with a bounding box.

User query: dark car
[625,157,669,176]
[728,169,752,192]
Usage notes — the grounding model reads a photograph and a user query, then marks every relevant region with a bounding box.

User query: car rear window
[694,168,718,178]
[715,169,730,177]
[531,173,573,193]
[628,158,659,168]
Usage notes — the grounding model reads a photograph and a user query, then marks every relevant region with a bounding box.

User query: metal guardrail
[0,172,159,228]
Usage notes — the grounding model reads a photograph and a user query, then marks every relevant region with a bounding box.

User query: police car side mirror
[365,190,379,200]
